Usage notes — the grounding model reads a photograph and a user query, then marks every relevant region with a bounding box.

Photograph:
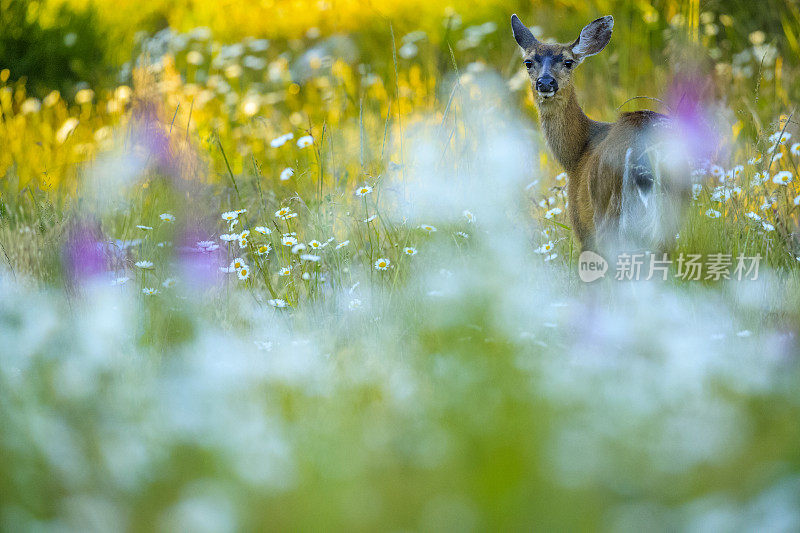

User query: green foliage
[0,0,109,97]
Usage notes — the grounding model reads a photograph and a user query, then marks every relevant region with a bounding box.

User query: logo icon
[578,251,608,282]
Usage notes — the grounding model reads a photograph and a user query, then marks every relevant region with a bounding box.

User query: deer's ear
[511,14,537,50]
[571,16,614,60]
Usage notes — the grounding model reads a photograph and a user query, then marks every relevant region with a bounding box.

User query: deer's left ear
[571,16,614,61]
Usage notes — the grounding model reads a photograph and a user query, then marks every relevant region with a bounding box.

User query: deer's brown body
[512,14,687,252]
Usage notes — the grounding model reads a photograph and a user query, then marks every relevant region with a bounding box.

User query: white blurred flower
[300,254,321,262]
[348,298,362,310]
[772,170,793,185]
[710,165,724,179]
[791,143,800,156]
[280,167,295,181]
[291,243,307,254]
[336,240,350,249]
[535,241,555,254]
[420,224,437,233]
[297,135,313,148]
[270,133,294,147]
[706,209,721,218]
[745,211,762,221]
[268,298,288,308]
[111,276,130,286]
[253,226,271,235]
[544,253,558,261]
[186,50,204,65]
[142,287,159,295]
[162,278,176,288]
[220,233,239,242]
[544,207,562,219]
[762,222,775,232]
[748,154,762,165]
[275,207,297,220]
[403,247,417,256]
[160,213,175,222]
[136,225,153,231]
[768,131,792,144]
[135,261,154,269]
[462,210,475,223]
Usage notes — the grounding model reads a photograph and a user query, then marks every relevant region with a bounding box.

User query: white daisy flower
[747,155,762,165]
[275,207,296,220]
[111,276,130,286]
[142,287,159,295]
[237,266,250,280]
[420,224,437,233]
[772,170,793,185]
[710,165,724,179]
[544,253,558,261]
[745,211,762,221]
[268,298,288,308]
[270,133,293,147]
[791,143,800,157]
[308,240,322,250]
[336,240,350,249]
[221,210,240,221]
[456,231,469,239]
[535,241,555,254]
[296,135,313,148]
[355,184,373,196]
[374,258,390,270]
[230,257,247,271]
[544,207,562,219]
[135,260,154,269]
[732,165,744,179]
[253,226,271,235]
[220,233,239,242]
[280,167,295,181]
[771,152,784,163]
[136,225,153,231]
[300,254,321,262]
[762,222,775,232]
[348,298,362,311]
[291,243,307,254]
[162,278,176,288]
[403,246,417,256]
[462,210,475,223]
[363,214,377,223]
[768,131,792,145]
[555,172,568,182]
[197,240,218,251]
[706,209,721,218]
[279,266,292,276]
[160,213,175,222]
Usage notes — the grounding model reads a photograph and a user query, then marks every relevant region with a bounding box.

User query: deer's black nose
[536,76,558,93]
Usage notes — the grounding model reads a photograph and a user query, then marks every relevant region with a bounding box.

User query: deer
[511,14,690,253]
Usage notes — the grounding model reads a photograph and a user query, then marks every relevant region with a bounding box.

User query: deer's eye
[524,59,533,69]
[564,59,575,68]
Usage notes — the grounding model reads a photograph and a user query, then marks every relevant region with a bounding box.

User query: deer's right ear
[511,14,537,50]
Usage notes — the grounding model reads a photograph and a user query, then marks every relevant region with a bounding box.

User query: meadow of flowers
[1,0,800,530]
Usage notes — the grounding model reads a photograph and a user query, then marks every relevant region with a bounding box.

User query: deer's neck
[536,87,594,173]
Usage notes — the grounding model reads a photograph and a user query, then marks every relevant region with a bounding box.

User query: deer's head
[511,15,613,104]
